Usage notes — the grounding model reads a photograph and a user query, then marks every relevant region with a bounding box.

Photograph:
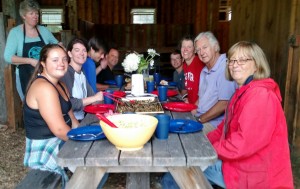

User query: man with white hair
[193,31,236,134]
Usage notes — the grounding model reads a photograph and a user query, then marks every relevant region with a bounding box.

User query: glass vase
[141,66,150,82]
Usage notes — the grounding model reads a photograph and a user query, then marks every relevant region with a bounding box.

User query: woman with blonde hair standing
[4,0,61,100]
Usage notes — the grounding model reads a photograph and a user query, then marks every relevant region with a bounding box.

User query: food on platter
[160,80,168,85]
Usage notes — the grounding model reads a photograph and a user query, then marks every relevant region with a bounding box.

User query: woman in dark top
[23,44,79,184]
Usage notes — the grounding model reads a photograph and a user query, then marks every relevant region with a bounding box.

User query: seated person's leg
[160,172,180,189]
[204,159,226,188]
[97,173,109,189]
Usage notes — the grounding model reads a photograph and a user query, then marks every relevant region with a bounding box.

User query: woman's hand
[104,110,119,117]
[94,91,103,102]
[29,58,38,67]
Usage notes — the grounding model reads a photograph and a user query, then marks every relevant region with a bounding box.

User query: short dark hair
[171,49,181,56]
[67,37,88,52]
[88,36,108,54]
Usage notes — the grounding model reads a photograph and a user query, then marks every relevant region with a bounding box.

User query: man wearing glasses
[193,31,236,134]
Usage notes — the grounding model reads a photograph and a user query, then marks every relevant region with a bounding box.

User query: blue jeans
[204,160,226,188]
[161,172,180,189]
[97,173,109,189]
[160,160,225,189]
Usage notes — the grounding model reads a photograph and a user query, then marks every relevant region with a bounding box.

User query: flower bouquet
[122,49,160,74]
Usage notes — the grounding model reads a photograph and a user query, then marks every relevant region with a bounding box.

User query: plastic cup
[146,81,155,93]
[115,75,124,88]
[157,86,168,101]
[154,114,170,140]
[154,73,161,85]
[104,89,114,104]
[149,75,154,82]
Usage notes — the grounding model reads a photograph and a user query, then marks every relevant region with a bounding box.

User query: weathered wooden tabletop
[57,100,217,189]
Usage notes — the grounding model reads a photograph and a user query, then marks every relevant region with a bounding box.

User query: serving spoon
[96,113,118,128]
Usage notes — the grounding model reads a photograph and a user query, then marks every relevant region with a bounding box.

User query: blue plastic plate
[104,80,117,85]
[169,119,203,133]
[168,81,178,86]
[67,125,106,141]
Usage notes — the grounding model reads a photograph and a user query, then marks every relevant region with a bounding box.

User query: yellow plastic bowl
[100,114,158,151]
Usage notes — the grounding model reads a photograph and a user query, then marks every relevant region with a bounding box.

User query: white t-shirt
[72,72,87,120]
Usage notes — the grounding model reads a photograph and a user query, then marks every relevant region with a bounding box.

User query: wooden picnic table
[57,95,217,189]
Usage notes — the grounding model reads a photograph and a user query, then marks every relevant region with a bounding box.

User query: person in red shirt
[180,35,205,105]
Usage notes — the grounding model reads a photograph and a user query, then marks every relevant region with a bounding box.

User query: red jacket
[207,78,293,189]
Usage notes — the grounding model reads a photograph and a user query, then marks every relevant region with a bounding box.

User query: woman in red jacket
[205,41,294,188]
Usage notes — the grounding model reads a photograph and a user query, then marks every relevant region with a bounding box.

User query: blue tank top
[23,76,72,139]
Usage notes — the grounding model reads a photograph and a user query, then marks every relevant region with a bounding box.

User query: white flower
[147,49,159,57]
[150,60,154,67]
[122,49,160,73]
[121,53,140,73]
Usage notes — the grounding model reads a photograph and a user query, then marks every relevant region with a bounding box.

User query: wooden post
[284,0,300,155]
[293,58,300,156]
[0,13,8,125]
[194,0,208,33]
[4,65,23,131]
[0,13,23,130]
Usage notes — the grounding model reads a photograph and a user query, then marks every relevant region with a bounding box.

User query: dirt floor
[0,126,299,189]
[0,126,163,189]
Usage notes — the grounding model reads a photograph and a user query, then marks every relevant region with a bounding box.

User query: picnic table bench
[15,169,61,189]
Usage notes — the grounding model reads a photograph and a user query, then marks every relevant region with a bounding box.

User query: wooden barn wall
[76,0,221,33]
[79,23,193,52]
[38,0,228,51]
[39,0,64,6]
[77,0,197,25]
[284,0,300,154]
[230,0,296,143]
[75,0,230,51]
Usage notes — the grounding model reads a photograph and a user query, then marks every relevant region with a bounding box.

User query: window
[40,8,64,33]
[219,0,231,21]
[131,8,156,24]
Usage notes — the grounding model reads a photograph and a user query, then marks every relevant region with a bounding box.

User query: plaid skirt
[24,137,69,187]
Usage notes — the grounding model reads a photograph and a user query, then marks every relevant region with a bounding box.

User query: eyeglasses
[227,58,253,66]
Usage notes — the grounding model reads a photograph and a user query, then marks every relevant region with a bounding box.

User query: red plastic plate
[162,102,197,112]
[113,91,126,98]
[151,90,178,97]
[84,104,115,114]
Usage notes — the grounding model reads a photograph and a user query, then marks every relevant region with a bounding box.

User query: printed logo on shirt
[28,46,42,60]
[185,72,194,82]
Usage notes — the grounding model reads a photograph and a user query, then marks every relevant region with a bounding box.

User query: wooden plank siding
[76,0,227,79]
[83,23,193,53]
[284,0,300,155]
[80,0,198,25]
[229,0,300,150]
